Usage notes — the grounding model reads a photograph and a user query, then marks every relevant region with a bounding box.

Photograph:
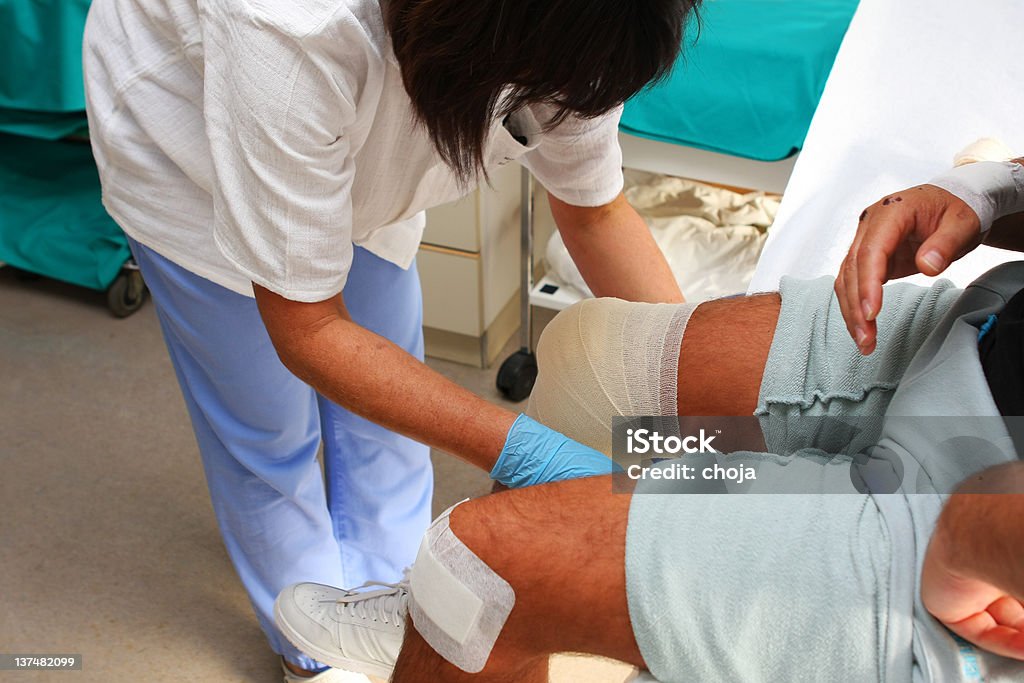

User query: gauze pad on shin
[407,502,514,673]
[527,298,697,455]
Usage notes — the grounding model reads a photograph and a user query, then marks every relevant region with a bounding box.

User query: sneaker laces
[326,569,410,627]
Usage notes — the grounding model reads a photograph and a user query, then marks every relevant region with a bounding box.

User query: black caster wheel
[10,267,42,282]
[496,348,537,402]
[107,265,148,318]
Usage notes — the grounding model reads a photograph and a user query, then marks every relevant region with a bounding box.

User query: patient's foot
[275,578,408,680]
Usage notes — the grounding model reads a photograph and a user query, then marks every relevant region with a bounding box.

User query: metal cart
[495,169,540,401]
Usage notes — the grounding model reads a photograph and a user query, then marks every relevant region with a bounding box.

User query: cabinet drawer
[417,246,482,336]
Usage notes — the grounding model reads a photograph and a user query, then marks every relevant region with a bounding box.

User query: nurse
[83,0,699,678]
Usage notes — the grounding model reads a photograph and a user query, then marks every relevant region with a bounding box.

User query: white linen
[749,0,1024,293]
[83,0,624,301]
[547,171,778,302]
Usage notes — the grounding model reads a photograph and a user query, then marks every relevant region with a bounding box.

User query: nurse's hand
[490,414,618,488]
[835,185,981,355]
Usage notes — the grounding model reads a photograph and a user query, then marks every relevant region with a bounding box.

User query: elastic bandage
[929,138,1023,232]
[526,297,697,455]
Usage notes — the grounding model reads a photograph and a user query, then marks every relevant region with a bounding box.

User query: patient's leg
[392,476,636,682]
[527,294,780,453]
[676,294,780,415]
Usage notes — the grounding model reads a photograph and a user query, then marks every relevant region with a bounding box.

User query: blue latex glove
[490,414,619,488]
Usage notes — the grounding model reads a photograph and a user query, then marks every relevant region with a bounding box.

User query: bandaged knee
[527,298,697,455]
[407,502,514,673]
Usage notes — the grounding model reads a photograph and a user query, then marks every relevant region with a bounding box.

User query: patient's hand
[835,185,981,354]
[922,524,1024,661]
[922,465,1024,661]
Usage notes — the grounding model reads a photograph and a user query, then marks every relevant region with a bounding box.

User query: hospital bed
[749,0,1024,293]
[497,0,858,400]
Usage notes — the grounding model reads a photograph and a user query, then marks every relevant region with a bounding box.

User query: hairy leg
[677,293,780,416]
[391,476,635,682]
[392,629,549,683]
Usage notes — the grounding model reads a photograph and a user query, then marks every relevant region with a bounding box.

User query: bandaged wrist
[927,160,1024,232]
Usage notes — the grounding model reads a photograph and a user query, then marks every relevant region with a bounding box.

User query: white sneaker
[275,577,409,680]
[280,658,373,682]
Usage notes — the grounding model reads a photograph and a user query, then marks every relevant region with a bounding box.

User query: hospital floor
[0,267,634,683]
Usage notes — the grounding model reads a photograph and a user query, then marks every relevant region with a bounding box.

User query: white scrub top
[83,0,625,301]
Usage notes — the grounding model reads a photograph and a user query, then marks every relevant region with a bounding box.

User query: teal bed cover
[621,0,859,162]
[0,0,128,291]
[0,0,90,113]
[0,133,130,291]
[0,0,92,138]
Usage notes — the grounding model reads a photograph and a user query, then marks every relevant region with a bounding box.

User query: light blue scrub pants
[129,239,433,670]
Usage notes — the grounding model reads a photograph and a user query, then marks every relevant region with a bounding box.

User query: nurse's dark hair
[384,0,701,182]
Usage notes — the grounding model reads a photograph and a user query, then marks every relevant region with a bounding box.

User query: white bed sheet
[749,0,1024,293]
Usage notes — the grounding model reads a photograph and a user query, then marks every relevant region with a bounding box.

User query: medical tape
[408,501,516,673]
[928,160,1024,232]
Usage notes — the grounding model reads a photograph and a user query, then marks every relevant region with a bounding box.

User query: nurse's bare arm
[253,284,515,471]
[550,192,685,304]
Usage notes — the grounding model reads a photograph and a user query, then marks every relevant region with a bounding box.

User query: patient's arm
[984,209,1024,252]
[921,462,1024,661]
[837,157,1024,355]
[836,184,983,354]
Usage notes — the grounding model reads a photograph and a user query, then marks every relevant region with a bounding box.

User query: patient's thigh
[677,294,780,415]
[527,295,780,454]
[627,492,894,683]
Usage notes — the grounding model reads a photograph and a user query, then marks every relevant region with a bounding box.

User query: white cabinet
[418,163,521,367]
